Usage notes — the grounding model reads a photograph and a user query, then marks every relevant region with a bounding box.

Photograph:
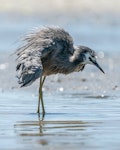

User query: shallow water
[0,91,120,150]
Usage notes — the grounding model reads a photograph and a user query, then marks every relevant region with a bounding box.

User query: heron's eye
[89,57,92,61]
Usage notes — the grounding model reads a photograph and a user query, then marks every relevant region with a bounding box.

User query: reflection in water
[14,115,89,137]
[14,115,92,147]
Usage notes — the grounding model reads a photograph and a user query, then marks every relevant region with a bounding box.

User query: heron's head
[78,46,105,73]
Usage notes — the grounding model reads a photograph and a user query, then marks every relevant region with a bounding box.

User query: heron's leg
[37,76,46,115]
[42,76,46,86]
[37,77,42,113]
[40,76,46,116]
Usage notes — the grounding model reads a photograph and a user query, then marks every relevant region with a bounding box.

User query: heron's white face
[83,52,96,65]
[82,52,105,74]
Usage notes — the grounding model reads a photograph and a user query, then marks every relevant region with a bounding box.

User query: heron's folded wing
[16,38,54,87]
[16,27,74,87]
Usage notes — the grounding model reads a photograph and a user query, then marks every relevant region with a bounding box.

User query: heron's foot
[37,111,45,120]
[37,101,45,117]
[37,109,45,114]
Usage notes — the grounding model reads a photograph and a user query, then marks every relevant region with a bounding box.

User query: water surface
[0,91,120,150]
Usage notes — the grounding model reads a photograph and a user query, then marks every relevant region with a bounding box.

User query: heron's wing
[16,27,74,87]
[16,38,55,87]
[16,48,43,87]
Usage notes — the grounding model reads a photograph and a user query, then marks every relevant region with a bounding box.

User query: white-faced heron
[16,27,104,116]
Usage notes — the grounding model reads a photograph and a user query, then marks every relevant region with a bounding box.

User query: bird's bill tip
[92,61,105,74]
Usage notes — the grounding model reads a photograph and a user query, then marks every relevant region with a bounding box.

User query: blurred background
[0,0,120,91]
[0,0,120,52]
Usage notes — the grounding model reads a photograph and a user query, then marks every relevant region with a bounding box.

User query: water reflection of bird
[16,27,104,116]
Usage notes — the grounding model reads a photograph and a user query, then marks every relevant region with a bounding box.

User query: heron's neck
[68,52,84,73]
[69,50,83,65]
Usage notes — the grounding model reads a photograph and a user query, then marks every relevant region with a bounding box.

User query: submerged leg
[37,76,46,116]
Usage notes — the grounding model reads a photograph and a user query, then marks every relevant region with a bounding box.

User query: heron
[16,26,104,116]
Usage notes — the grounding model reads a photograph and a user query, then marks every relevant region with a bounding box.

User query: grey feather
[16,27,74,87]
